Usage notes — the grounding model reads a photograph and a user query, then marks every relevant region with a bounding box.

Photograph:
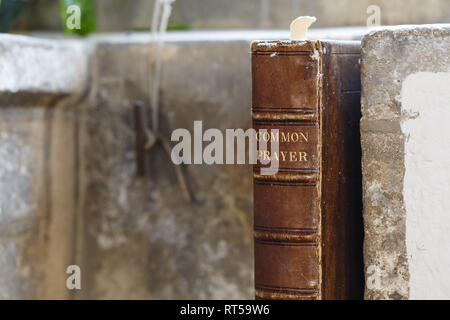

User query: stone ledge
[31,27,368,43]
[0,34,89,104]
[0,28,367,106]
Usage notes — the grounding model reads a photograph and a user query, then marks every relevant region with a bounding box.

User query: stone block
[361,24,450,299]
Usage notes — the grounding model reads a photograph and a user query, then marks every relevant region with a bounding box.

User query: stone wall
[0,34,88,299]
[0,32,256,299]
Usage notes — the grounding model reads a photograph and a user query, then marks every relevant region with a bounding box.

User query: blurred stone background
[10,0,450,32]
[0,0,449,300]
[0,34,255,300]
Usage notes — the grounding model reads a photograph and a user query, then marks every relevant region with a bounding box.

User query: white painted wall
[401,72,450,299]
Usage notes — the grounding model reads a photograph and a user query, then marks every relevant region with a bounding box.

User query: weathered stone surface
[0,106,78,299]
[361,25,450,300]
[12,0,450,32]
[0,35,89,299]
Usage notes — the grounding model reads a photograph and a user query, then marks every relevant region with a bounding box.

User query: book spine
[252,41,323,300]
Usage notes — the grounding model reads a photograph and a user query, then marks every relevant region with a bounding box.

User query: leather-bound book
[252,40,364,300]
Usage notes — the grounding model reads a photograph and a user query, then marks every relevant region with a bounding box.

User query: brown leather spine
[252,40,364,300]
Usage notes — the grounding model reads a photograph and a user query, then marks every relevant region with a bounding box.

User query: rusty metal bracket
[133,101,148,177]
[133,101,195,203]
